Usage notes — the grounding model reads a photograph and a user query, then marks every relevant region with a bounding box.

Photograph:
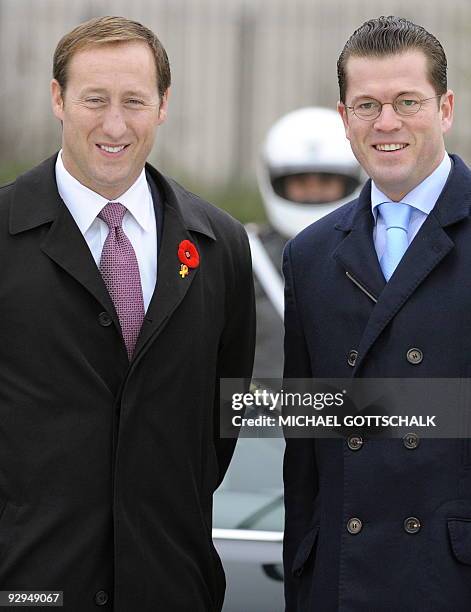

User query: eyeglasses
[344,94,442,121]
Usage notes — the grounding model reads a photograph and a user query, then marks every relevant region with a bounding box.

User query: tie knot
[378,201,412,231]
[98,202,127,229]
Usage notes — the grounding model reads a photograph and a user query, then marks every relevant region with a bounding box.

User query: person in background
[251,106,362,382]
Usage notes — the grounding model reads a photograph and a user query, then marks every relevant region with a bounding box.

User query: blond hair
[53,16,171,99]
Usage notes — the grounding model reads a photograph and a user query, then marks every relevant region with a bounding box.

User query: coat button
[98,312,112,327]
[347,434,364,451]
[404,516,421,534]
[403,432,420,449]
[347,517,363,534]
[406,348,423,365]
[347,350,358,367]
[94,590,109,606]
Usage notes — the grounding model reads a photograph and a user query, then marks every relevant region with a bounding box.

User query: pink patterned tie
[98,202,145,360]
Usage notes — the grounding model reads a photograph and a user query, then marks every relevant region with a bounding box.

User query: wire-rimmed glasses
[344,94,442,120]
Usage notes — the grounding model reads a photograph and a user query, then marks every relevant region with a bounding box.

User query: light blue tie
[378,201,412,281]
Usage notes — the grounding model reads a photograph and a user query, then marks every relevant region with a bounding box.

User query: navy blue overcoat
[283,154,471,611]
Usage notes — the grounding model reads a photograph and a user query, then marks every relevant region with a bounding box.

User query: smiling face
[338,50,453,201]
[51,41,168,200]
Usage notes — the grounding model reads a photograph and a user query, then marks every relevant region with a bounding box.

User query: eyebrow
[79,87,155,98]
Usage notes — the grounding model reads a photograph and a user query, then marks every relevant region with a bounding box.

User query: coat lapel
[9,155,119,329]
[333,182,386,303]
[39,206,119,322]
[353,214,455,371]
[133,205,198,356]
[132,166,216,359]
[334,155,471,373]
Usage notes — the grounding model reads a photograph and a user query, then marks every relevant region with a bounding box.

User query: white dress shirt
[371,152,452,261]
[55,151,157,312]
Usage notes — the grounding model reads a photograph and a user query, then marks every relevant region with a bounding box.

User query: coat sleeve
[282,240,319,611]
[213,223,256,488]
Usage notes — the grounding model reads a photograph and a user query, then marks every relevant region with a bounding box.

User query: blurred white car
[213,436,285,612]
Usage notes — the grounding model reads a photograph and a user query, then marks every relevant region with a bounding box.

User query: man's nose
[102,105,127,139]
[373,103,402,131]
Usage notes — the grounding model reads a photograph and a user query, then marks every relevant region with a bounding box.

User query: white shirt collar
[55,150,153,234]
[371,152,452,218]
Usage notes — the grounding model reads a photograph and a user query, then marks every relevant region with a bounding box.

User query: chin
[373,165,408,182]
[96,172,126,186]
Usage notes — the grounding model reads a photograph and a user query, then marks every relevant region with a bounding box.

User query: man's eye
[357,101,378,110]
[85,98,105,105]
[126,99,144,106]
[398,99,419,108]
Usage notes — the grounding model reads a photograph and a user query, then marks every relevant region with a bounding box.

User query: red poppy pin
[178,240,199,278]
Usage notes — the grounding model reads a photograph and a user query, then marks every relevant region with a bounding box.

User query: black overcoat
[0,154,255,611]
[283,154,471,611]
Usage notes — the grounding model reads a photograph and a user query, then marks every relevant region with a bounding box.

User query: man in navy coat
[283,16,471,611]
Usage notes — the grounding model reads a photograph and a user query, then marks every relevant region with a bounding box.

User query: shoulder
[0,154,58,206]
[147,164,249,250]
[158,176,253,292]
[0,180,15,204]
[175,179,245,232]
[0,177,19,218]
[170,176,246,236]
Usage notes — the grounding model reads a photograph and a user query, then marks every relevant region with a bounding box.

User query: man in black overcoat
[0,16,255,612]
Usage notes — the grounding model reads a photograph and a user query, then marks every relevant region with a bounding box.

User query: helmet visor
[272,172,359,205]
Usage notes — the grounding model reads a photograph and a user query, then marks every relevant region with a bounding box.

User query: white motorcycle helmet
[258,107,363,239]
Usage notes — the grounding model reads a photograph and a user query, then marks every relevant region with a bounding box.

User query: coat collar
[9,155,61,235]
[9,153,217,242]
[335,154,471,233]
[145,163,216,241]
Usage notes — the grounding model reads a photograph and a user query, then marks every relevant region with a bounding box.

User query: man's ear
[51,79,65,121]
[157,87,170,125]
[337,100,351,141]
[440,89,454,135]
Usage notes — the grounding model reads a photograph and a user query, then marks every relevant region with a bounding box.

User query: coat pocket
[292,524,319,577]
[448,518,471,565]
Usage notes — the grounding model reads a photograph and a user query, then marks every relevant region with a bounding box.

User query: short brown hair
[53,16,171,100]
[337,16,447,103]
